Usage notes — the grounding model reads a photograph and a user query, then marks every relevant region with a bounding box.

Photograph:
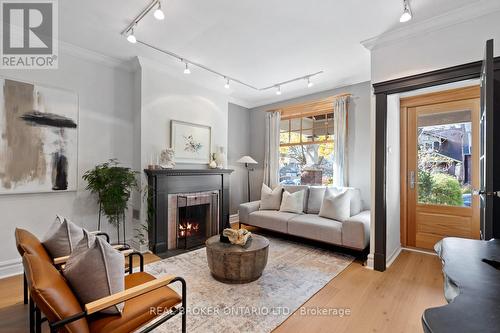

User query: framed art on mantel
[171,120,211,164]
[0,78,78,195]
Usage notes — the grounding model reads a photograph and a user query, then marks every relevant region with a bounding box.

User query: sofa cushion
[331,187,362,216]
[280,190,305,214]
[248,210,298,233]
[306,187,326,214]
[319,189,351,222]
[288,214,342,245]
[283,185,309,212]
[259,184,283,210]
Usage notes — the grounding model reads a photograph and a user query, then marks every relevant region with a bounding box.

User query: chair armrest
[342,210,371,250]
[85,275,177,315]
[239,201,261,224]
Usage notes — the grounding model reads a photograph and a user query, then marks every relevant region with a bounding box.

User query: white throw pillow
[63,237,125,315]
[279,190,305,214]
[42,216,85,258]
[259,184,283,210]
[319,188,351,222]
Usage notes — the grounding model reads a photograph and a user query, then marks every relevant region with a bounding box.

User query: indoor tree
[83,159,138,243]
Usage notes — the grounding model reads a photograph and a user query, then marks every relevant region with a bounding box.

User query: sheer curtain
[333,96,349,187]
[263,111,281,187]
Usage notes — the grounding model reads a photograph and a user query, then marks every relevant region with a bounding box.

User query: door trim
[372,55,500,272]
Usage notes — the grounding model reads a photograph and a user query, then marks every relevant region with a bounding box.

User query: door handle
[472,189,500,197]
[409,171,422,189]
[410,171,415,189]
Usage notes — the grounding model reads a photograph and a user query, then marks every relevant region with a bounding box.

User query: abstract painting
[0,78,78,194]
[171,120,211,164]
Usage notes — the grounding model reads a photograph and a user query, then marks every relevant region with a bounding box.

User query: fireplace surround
[144,168,233,256]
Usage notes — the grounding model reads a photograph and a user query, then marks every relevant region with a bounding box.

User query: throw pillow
[306,187,326,214]
[42,216,85,258]
[319,188,351,222]
[279,190,305,214]
[259,184,283,210]
[63,237,125,315]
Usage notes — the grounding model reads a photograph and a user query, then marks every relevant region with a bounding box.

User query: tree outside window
[279,113,334,186]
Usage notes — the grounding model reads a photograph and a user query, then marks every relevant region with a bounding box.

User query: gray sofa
[239,185,370,251]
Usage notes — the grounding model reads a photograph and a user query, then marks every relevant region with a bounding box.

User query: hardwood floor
[0,250,445,333]
[274,250,446,333]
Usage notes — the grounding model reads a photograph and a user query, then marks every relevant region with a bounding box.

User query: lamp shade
[236,156,258,164]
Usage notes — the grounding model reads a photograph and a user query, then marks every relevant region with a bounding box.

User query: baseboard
[229,213,239,225]
[366,253,375,270]
[386,246,402,268]
[0,258,23,279]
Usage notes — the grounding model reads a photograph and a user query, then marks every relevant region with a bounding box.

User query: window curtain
[333,96,349,187]
[263,111,281,188]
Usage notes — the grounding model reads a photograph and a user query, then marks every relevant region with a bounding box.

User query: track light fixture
[126,28,137,44]
[123,1,323,93]
[154,1,165,20]
[400,0,412,23]
[183,62,191,74]
[307,77,314,88]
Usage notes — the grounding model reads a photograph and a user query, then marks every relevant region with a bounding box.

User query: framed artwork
[171,120,211,164]
[0,77,79,194]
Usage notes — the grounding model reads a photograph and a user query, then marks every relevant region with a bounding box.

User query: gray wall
[227,103,251,214]
[249,81,372,209]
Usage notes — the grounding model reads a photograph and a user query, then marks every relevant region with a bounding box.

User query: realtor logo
[1,0,58,69]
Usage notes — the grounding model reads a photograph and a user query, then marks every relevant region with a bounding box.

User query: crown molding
[361,0,500,51]
[59,41,136,72]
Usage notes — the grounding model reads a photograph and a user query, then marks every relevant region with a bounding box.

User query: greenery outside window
[279,112,334,186]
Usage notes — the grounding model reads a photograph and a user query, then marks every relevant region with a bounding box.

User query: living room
[1,1,500,332]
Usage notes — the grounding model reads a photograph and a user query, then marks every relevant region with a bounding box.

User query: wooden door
[401,87,481,250]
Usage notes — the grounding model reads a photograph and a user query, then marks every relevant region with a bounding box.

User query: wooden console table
[422,237,500,333]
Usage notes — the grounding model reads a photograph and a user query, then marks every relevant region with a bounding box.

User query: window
[279,111,334,186]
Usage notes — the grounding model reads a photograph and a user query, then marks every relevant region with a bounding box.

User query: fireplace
[144,168,233,256]
[176,193,218,249]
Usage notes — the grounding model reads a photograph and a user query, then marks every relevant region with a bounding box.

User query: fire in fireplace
[176,193,218,249]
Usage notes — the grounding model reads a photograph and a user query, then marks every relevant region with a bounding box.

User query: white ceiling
[60,0,480,107]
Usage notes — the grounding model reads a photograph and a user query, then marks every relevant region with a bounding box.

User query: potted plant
[83,159,138,243]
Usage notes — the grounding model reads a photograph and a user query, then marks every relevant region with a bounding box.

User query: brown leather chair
[15,228,145,333]
[23,253,186,333]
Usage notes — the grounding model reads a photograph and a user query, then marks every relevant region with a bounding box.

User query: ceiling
[60,0,480,107]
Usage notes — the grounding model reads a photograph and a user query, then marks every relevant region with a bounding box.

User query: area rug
[144,235,354,333]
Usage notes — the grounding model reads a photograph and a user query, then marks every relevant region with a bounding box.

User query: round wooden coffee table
[206,234,269,284]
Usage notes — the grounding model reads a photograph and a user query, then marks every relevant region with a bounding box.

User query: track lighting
[154,1,165,20]
[400,0,412,23]
[224,78,230,89]
[276,86,282,95]
[307,77,314,88]
[126,28,137,44]
[183,62,191,74]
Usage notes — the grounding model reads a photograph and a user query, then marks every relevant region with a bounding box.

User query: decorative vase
[216,146,226,169]
[209,160,217,169]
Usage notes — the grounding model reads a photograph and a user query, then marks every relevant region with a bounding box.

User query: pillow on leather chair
[42,216,85,257]
[63,237,125,315]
